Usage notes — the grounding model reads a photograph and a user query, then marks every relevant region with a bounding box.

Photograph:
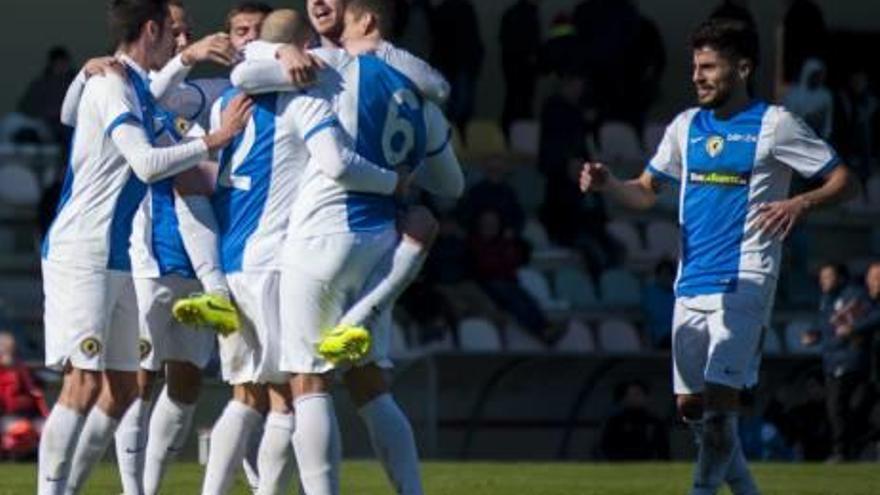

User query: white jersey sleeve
[646,111,691,183]
[60,69,88,126]
[150,54,192,103]
[89,74,141,132]
[771,108,840,179]
[375,41,450,105]
[413,101,463,198]
[231,59,294,95]
[287,89,398,195]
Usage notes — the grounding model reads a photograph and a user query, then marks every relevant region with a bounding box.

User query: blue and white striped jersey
[646,101,839,297]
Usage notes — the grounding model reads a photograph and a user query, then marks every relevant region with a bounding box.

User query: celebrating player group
[37,0,856,494]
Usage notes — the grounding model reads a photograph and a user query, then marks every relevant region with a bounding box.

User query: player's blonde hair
[260,8,315,47]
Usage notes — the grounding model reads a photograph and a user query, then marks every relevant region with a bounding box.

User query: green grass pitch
[2,461,879,494]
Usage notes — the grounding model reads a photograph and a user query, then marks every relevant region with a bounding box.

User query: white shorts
[42,259,139,372]
[280,230,398,374]
[133,275,215,372]
[219,270,285,385]
[672,276,777,394]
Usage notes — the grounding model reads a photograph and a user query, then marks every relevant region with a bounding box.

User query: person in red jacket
[0,331,47,459]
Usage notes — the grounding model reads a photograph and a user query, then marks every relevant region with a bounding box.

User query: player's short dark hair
[690,17,759,68]
[347,0,394,38]
[108,0,170,47]
[225,1,273,31]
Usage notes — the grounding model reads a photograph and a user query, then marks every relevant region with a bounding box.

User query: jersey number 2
[218,118,255,191]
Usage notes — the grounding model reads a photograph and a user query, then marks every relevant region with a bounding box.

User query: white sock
[201,400,263,495]
[256,412,297,495]
[176,194,228,296]
[340,239,426,328]
[292,394,341,495]
[243,420,263,493]
[143,389,196,495]
[66,407,120,494]
[38,404,86,495]
[114,398,152,495]
[687,418,758,495]
[358,394,423,495]
[691,411,739,495]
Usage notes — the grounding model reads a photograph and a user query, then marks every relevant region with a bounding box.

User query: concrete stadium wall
[2,0,880,123]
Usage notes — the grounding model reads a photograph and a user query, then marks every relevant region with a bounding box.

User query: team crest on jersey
[139,338,153,361]
[80,337,102,358]
[174,116,193,136]
[706,135,725,157]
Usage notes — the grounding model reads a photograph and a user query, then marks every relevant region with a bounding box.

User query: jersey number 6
[381,88,420,168]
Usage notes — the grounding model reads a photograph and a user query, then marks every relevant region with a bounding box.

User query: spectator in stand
[467,209,551,343]
[540,155,622,283]
[431,0,484,141]
[835,69,878,185]
[0,331,48,459]
[783,0,828,84]
[458,156,525,236]
[17,46,77,144]
[710,0,756,31]
[599,380,669,460]
[785,371,833,460]
[539,12,581,78]
[499,0,541,141]
[784,58,834,140]
[538,72,593,184]
[804,262,880,461]
[642,259,675,349]
[395,0,433,60]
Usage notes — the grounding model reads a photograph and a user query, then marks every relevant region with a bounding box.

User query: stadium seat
[504,325,546,351]
[597,319,642,352]
[522,217,550,249]
[642,122,666,155]
[763,326,784,355]
[0,162,40,206]
[598,268,641,307]
[598,121,643,171]
[784,319,820,355]
[517,267,570,311]
[644,220,679,260]
[552,266,599,310]
[465,120,506,156]
[509,120,539,155]
[554,319,596,353]
[606,220,644,261]
[507,164,546,215]
[458,317,502,351]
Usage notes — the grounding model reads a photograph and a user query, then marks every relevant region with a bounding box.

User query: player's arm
[230,41,322,94]
[60,56,123,126]
[292,94,400,195]
[756,109,859,239]
[580,164,661,210]
[151,34,237,113]
[230,59,299,95]
[377,42,450,105]
[96,75,251,183]
[411,101,464,198]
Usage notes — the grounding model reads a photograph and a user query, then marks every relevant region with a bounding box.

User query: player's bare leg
[142,361,202,494]
[255,384,297,495]
[680,387,759,495]
[67,370,139,493]
[38,368,101,494]
[345,364,423,495]
[115,369,157,495]
[202,384,267,495]
[290,373,341,495]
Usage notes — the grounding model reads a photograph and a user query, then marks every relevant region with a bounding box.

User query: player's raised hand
[204,94,253,150]
[182,33,237,67]
[83,56,124,78]
[754,197,809,240]
[579,162,611,193]
[277,45,325,87]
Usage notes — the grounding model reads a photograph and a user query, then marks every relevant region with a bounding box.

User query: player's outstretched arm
[307,127,400,195]
[151,33,237,105]
[376,42,450,105]
[111,94,252,183]
[580,163,659,210]
[230,59,298,95]
[230,41,322,94]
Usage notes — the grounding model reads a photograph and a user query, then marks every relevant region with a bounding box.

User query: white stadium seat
[504,325,546,351]
[642,122,666,155]
[554,319,596,353]
[509,120,540,155]
[458,317,502,351]
[553,266,599,310]
[522,217,550,249]
[597,319,642,352]
[0,161,40,206]
[606,220,644,260]
[518,267,569,311]
[645,220,679,260]
[598,121,643,163]
[598,268,641,307]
